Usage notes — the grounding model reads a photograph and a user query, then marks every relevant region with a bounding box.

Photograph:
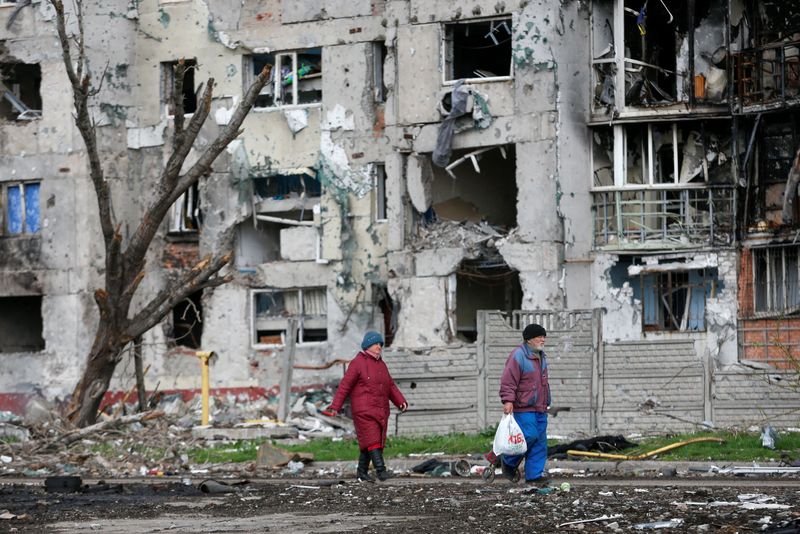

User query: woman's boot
[368,448,392,481]
[356,451,374,482]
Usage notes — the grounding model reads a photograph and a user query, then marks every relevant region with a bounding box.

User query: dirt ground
[1,474,798,533]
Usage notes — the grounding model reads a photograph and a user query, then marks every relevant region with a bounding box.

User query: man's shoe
[526,476,549,486]
[501,461,518,482]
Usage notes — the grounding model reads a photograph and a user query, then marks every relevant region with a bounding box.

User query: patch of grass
[187,440,263,464]
[625,431,800,462]
[181,429,800,464]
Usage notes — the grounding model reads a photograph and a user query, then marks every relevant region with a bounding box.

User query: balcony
[733,39,800,113]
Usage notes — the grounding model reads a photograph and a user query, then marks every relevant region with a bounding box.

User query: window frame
[441,16,514,86]
[167,182,201,235]
[752,245,800,317]
[1,180,41,237]
[246,49,323,111]
[639,268,711,333]
[372,163,387,222]
[250,287,328,348]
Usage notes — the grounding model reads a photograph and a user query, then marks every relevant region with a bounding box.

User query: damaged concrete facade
[1,0,799,433]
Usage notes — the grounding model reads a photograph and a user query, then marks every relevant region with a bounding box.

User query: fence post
[590,308,604,434]
[476,310,488,430]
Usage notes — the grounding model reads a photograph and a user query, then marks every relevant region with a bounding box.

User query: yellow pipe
[195,351,215,426]
[567,437,725,460]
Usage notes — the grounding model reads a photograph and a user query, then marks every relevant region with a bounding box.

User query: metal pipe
[195,351,215,426]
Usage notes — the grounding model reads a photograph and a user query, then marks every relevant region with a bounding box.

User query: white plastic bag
[492,413,527,456]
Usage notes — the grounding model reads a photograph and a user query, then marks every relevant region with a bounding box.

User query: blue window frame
[3,182,40,235]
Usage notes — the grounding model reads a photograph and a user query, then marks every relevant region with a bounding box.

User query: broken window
[1,181,40,236]
[168,183,201,235]
[252,171,321,201]
[372,41,388,103]
[375,285,395,348]
[610,256,717,332]
[235,220,282,268]
[429,144,516,229]
[0,62,42,120]
[162,59,197,116]
[372,163,387,221]
[750,118,800,227]
[0,295,44,353]
[252,287,328,346]
[456,258,521,343]
[752,245,800,316]
[443,17,512,82]
[171,291,203,349]
[591,122,735,247]
[246,49,322,109]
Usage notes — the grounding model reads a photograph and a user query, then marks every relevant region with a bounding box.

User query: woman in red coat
[324,331,407,481]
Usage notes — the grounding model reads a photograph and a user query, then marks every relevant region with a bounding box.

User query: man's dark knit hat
[523,323,547,340]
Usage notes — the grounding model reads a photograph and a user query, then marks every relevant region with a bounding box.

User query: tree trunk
[67,324,126,427]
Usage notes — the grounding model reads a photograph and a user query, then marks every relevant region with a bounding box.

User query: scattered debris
[633,518,684,529]
[567,437,724,461]
[557,514,624,528]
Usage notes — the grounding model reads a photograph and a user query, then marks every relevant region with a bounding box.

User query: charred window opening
[591,122,734,247]
[253,172,321,200]
[372,42,388,103]
[592,0,726,110]
[610,256,717,332]
[168,183,201,236]
[752,245,800,316]
[375,285,395,348]
[443,17,512,82]
[429,144,516,228]
[171,291,203,349]
[246,49,322,109]
[162,59,197,116]
[0,295,44,353]
[0,62,42,120]
[455,258,521,343]
[1,181,40,236]
[748,117,800,228]
[732,2,800,109]
[252,288,327,346]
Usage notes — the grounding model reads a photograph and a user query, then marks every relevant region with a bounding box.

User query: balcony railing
[592,186,735,248]
[733,40,800,111]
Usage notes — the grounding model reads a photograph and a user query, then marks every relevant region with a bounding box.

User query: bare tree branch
[171,59,187,152]
[125,252,233,341]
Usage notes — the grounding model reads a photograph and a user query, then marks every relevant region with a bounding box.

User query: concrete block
[414,247,464,277]
[387,251,414,277]
[406,153,433,213]
[279,226,318,261]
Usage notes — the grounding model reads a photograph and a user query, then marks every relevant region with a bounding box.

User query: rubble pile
[0,388,352,480]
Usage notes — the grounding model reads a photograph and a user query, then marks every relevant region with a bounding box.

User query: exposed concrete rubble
[0,0,799,436]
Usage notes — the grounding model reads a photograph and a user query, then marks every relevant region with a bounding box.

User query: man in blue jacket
[499,323,551,485]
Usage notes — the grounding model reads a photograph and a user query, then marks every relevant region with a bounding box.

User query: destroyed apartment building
[0,0,799,436]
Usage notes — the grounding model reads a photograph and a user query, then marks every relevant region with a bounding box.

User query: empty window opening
[753,245,800,316]
[443,17,512,82]
[171,291,203,349]
[0,295,44,353]
[372,164,387,221]
[236,220,282,268]
[253,172,321,201]
[429,144,516,229]
[372,41,388,103]
[375,285,395,348]
[2,181,40,236]
[246,49,322,109]
[0,62,41,120]
[252,288,328,346]
[456,258,521,343]
[168,182,201,235]
[162,59,197,116]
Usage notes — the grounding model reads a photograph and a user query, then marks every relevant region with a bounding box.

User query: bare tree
[50,0,271,426]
